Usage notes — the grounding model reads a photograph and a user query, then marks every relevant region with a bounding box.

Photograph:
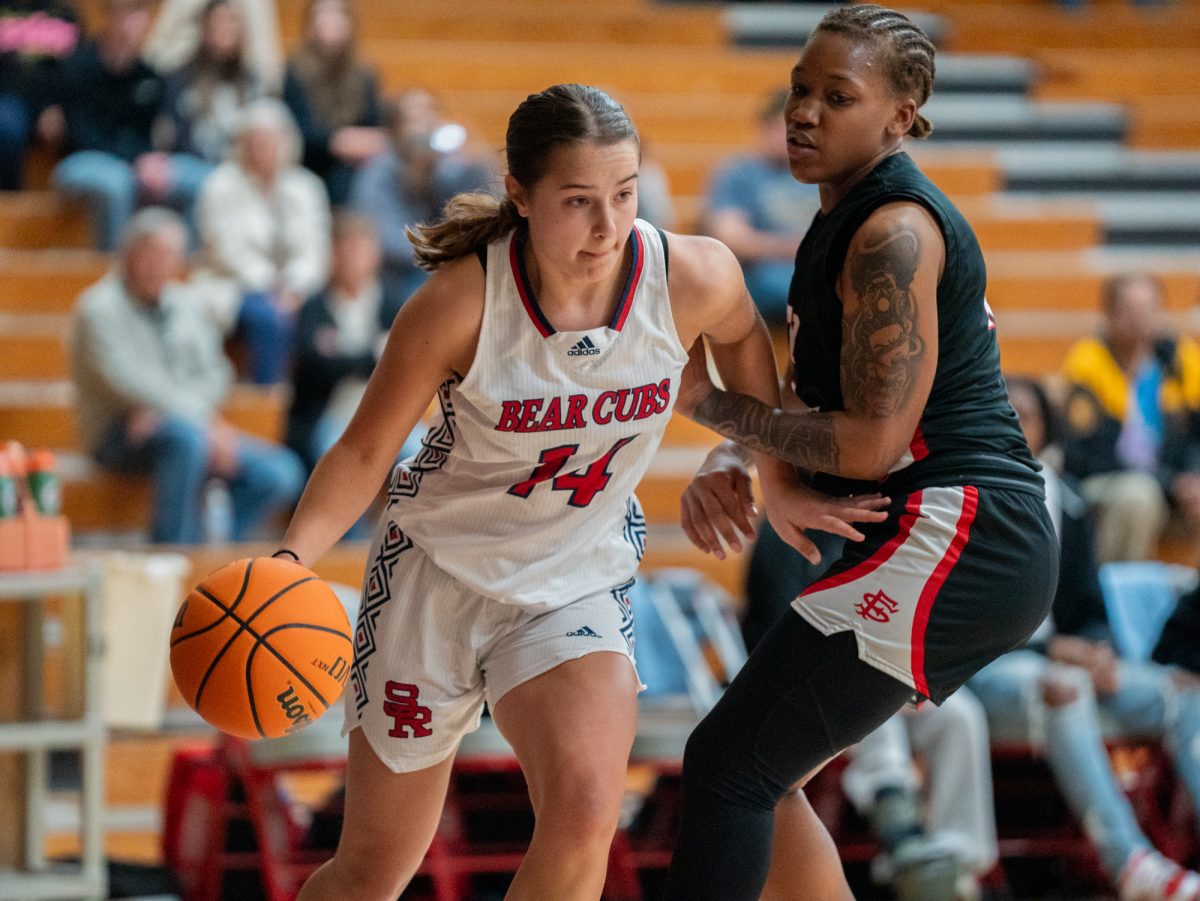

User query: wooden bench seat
[0,192,92,250]
[0,249,108,314]
[281,0,724,46]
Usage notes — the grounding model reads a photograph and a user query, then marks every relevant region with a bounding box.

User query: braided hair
[815,4,937,139]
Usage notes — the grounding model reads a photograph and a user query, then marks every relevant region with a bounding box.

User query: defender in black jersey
[665,6,1057,899]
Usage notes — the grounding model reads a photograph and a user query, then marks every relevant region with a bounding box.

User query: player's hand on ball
[169,556,352,740]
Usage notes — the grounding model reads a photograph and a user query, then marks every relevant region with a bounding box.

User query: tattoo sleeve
[690,219,928,475]
[841,222,926,417]
[692,390,840,472]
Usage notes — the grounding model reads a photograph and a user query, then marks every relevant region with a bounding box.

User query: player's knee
[325,844,412,901]
[536,763,624,843]
[681,716,774,811]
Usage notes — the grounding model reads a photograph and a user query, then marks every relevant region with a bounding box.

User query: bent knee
[534,766,625,839]
[324,843,415,901]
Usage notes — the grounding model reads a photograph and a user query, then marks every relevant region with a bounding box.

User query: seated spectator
[194,97,331,384]
[144,0,281,93]
[840,694,997,901]
[50,0,205,251]
[744,522,997,901]
[160,0,264,186]
[1061,273,1200,562]
[350,87,494,309]
[699,87,820,325]
[286,211,400,474]
[69,207,304,544]
[967,375,1200,901]
[0,0,80,189]
[282,0,384,206]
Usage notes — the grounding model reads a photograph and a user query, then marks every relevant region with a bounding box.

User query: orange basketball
[169,557,353,740]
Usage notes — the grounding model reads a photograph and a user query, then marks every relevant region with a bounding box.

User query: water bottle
[26,449,60,515]
[0,454,18,518]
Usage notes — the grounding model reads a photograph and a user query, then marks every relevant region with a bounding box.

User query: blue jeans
[53,150,215,251]
[236,292,295,385]
[968,650,1200,877]
[0,93,30,190]
[95,413,304,544]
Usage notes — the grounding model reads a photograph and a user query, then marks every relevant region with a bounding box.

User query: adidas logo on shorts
[566,625,602,638]
[567,335,601,357]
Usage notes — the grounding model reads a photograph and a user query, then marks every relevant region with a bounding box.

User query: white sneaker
[1119,849,1200,901]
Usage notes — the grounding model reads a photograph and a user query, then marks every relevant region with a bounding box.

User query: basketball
[169,557,353,740]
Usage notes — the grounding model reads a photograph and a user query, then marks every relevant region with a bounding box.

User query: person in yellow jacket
[1061,273,1200,562]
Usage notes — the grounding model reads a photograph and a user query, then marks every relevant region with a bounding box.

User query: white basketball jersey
[384,220,688,611]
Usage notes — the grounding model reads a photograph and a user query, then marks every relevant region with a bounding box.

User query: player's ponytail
[408,194,522,271]
[410,83,639,271]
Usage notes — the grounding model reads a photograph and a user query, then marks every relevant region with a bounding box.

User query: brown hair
[815,4,937,139]
[409,83,640,271]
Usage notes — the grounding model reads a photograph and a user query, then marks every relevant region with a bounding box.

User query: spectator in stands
[968,375,1200,901]
[699,87,821,325]
[286,211,402,474]
[144,0,281,93]
[744,523,997,901]
[349,88,494,309]
[0,0,80,189]
[69,207,304,544]
[50,0,209,251]
[1061,273,1200,562]
[161,0,264,178]
[283,0,384,206]
[194,97,331,384]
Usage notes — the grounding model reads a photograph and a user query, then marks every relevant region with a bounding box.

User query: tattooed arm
[677,203,943,481]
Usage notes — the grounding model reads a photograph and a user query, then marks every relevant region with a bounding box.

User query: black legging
[662,611,915,900]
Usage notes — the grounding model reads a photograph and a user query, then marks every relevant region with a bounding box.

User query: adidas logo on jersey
[567,335,601,357]
[566,625,602,638]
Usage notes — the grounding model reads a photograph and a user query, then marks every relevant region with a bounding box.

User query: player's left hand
[765,480,890,565]
[675,339,716,420]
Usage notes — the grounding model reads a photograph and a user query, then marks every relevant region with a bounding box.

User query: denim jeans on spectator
[237,291,295,384]
[968,650,1200,876]
[0,93,30,190]
[95,413,304,544]
[53,150,215,251]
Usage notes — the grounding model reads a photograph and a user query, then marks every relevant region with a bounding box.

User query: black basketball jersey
[788,152,1041,497]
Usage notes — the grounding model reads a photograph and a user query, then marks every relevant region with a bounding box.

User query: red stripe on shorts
[910,486,979,697]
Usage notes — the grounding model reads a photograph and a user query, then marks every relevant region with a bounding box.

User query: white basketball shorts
[343,520,640,772]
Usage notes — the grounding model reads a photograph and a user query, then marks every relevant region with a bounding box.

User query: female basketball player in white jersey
[277,84,885,901]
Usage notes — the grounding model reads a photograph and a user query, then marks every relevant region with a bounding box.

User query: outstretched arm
[678,202,943,481]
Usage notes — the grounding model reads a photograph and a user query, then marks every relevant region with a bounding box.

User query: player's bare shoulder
[665,232,750,348]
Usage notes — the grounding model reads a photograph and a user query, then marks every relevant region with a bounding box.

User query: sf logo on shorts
[383,681,433,738]
[856,589,899,623]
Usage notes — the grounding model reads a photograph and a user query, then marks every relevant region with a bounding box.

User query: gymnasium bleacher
[2,0,1200,897]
